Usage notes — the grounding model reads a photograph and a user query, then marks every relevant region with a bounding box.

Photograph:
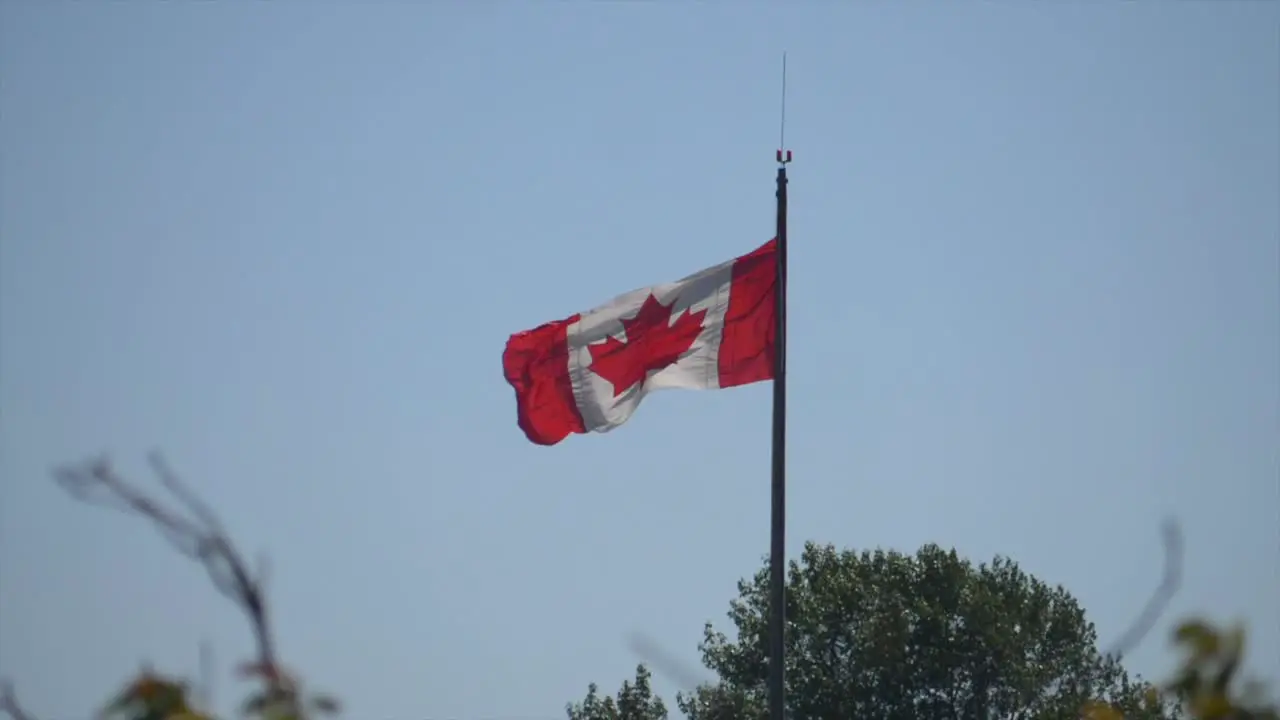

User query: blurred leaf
[241,692,269,716]
[101,671,199,720]
[1188,691,1232,719]
[309,694,341,714]
[1142,686,1161,708]
[236,661,288,685]
[1163,619,1279,720]
[1081,701,1126,720]
[1174,620,1220,659]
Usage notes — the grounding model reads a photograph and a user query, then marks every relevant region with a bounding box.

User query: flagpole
[769,149,791,720]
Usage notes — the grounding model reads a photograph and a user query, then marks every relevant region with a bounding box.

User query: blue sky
[2,4,1276,719]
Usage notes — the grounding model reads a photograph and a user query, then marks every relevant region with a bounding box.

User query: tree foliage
[674,541,1176,719]
[578,539,1276,720]
[566,665,667,720]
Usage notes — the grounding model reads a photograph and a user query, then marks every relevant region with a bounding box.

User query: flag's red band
[719,238,777,388]
[502,314,586,446]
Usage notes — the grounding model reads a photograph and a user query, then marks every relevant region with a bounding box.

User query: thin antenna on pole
[779,52,788,161]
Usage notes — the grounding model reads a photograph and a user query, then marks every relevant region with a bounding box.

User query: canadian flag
[502,239,777,445]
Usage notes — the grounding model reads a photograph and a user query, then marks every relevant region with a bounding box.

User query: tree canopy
[566,666,667,720]
[574,541,1197,720]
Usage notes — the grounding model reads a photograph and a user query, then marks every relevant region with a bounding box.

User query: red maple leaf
[588,293,708,397]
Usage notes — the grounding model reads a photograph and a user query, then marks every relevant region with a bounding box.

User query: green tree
[660,541,1179,720]
[567,665,667,720]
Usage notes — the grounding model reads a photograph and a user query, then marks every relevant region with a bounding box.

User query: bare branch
[53,454,281,687]
[0,680,38,720]
[148,452,225,534]
[1105,518,1184,661]
[53,458,205,553]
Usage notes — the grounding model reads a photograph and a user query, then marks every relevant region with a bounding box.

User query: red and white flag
[503,239,777,445]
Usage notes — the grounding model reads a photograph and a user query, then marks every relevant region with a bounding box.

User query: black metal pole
[768,157,789,720]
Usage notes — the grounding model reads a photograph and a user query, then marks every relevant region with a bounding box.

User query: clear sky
[2,4,1277,720]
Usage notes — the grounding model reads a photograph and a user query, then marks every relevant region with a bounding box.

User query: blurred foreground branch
[53,453,280,685]
[628,632,707,693]
[1106,518,1185,662]
[52,452,339,719]
[0,681,36,720]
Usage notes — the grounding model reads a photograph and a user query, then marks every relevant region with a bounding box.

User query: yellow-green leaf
[1174,620,1220,659]
[1189,690,1234,719]
[1081,700,1125,720]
